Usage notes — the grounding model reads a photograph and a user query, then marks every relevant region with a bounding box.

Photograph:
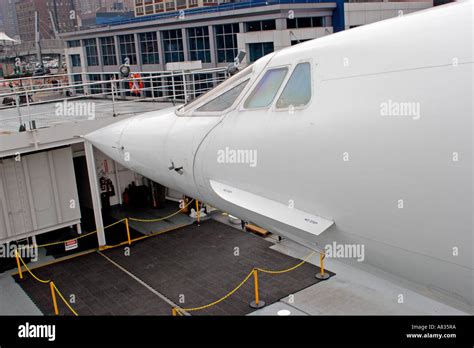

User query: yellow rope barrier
[128,199,195,223]
[179,269,255,312]
[174,250,321,314]
[17,253,50,284]
[256,251,317,274]
[51,282,78,316]
[15,219,127,250]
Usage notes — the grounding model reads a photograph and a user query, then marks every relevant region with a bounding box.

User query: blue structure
[100,0,345,32]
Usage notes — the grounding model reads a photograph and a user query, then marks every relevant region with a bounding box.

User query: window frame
[240,64,290,111]
[273,60,313,112]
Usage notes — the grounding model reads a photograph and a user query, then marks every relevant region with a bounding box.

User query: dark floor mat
[13,220,334,316]
[103,219,334,315]
[13,252,172,315]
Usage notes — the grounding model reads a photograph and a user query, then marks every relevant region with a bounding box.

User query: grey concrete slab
[0,272,42,315]
[248,302,308,316]
[270,240,469,315]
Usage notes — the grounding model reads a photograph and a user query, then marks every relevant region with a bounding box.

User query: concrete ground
[250,239,469,316]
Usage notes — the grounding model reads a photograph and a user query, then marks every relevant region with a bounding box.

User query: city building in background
[62,0,432,80]
[0,0,19,40]
[15,0,77,43]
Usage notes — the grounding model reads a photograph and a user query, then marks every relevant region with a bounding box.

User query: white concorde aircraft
[86,1,473,309]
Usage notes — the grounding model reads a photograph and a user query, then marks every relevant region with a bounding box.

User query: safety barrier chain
[15,198,196,251]
[15,250,78,316]
[172,250,328,316]
[13,196,329,316]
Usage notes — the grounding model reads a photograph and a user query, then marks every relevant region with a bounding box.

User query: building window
[102,74,118,94]
[83,38,99,66]
[67,40,80,47]
[244,67,287,109]
[100,36,117,66]
[89,74,102,95]
[162,29,184,63]
[276,62,311,108]
[248,42,274,63]
[70,54,81,67]
[73,75,83,94]
[176,0,186,8]
[188,27,211,63]
[118,34,138,65]
[193,73,213,97]
[165,0,175,11]
[287,17,325,29]
[139,32,160,64]
[245,20,276,32]
[215,23,239,63]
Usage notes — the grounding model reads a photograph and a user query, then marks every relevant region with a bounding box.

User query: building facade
[62,0,432,89]
[0,0,19,40]
[16,0,77,43]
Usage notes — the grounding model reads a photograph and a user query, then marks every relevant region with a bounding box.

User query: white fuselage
[86,2,473,309]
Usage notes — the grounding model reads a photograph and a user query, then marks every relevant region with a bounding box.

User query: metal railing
[0,67,229,132]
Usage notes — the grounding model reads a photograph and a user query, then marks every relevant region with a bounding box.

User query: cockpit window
[196,79,249,112]
[276,63,311,108]
[179,65,253,114]
[244,67,288,109]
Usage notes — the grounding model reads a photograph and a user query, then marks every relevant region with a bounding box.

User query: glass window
[100,36,117,66]
[248,42,274,63]
[73,75,83,94]
[276,63,311,108]
[215,23,239,63]
[89,74,102,95]
[188,27,211,63]
[67,40,80,47]
[162,29,184,63]
[83,39,99,66]
[197,80,249,112]
[244,68,287,109]
[139,32,160,64]
[118,34,137,65]
[70,54,81,67]
[246,20,276,32]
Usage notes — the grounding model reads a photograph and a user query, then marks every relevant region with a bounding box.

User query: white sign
[64,239,78,251]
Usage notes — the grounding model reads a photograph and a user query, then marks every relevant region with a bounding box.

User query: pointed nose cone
[84,118,131,164]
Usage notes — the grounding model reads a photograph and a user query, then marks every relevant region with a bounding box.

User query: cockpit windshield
[177,64,254,114]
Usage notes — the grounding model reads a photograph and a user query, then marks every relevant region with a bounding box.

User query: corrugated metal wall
[0,147,81,243]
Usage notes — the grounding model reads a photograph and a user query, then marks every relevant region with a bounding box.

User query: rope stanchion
[50,281,59,315]
[51,282,78,316]
[17,253,50,284]
[249,269,265,309]
[125,218,131,245]
[196,200,200,225]
[315,252,330,280]
[15,250,23,280]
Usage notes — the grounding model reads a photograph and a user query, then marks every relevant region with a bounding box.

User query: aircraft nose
[83,118,131,164]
